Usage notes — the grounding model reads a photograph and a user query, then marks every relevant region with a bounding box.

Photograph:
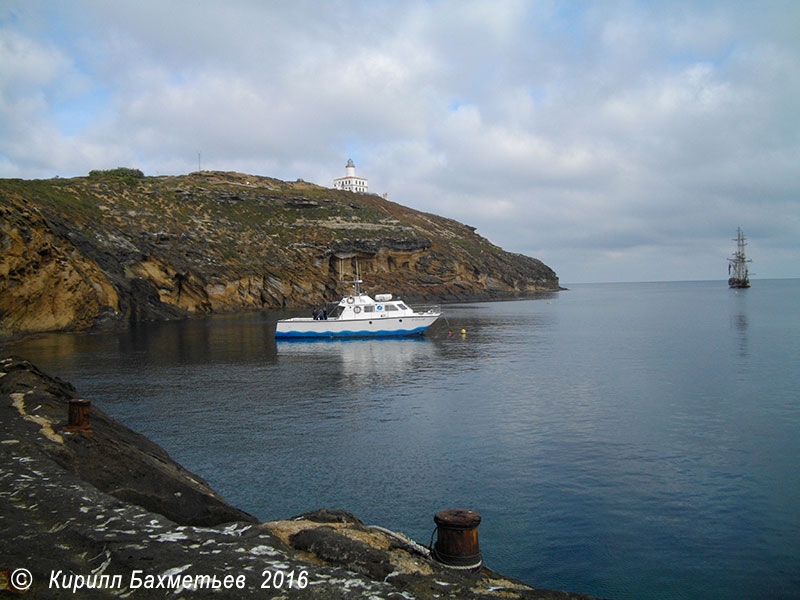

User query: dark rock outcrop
[0,356,254,527]
[1,171,560,340]
[0,357,600,599]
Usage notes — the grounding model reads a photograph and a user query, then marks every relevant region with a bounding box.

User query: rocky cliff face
[1,171,559,339]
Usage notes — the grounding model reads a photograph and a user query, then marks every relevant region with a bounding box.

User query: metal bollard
[431,509,483,570]
[67,399,91,431]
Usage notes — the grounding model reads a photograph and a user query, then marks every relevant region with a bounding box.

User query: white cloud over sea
[2,0,798,282]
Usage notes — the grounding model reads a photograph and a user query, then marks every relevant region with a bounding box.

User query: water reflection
[728,290,750,359]
[124,315,279,366]
[277,337,437,386]
[4,313,280,370]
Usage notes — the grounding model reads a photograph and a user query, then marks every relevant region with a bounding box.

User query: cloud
[1,0,798,282]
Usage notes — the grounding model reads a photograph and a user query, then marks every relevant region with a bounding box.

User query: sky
[1,1,798,283]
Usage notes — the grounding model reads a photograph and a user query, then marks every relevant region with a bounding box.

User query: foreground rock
[0,171,560,340]
[0,357,597,599]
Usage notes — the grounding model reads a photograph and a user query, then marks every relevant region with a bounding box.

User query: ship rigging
[727,227,751,288]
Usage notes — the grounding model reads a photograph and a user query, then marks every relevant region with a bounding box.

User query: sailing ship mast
[727,227,751,288]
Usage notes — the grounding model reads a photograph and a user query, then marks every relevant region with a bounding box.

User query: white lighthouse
[333,158,368,193]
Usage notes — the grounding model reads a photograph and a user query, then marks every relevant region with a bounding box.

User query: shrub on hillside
[88,167,144,179]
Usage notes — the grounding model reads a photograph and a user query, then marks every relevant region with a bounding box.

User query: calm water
[5,280,800,600]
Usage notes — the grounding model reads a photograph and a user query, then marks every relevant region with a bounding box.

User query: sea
[4,279,799,600]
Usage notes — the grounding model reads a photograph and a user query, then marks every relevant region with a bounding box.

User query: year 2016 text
[262,570,308,589]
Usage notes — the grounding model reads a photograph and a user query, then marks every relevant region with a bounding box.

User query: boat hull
[275,314,440,339]
[728,277,750,288]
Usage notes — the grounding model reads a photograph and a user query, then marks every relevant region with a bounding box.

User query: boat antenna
[338,257,345,298]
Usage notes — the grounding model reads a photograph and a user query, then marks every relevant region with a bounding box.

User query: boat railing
[414,304,441,315]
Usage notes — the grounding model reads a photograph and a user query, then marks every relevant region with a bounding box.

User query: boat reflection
[276,337,438,385]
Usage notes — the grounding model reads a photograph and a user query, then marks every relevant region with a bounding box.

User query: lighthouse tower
[333,158,368,193]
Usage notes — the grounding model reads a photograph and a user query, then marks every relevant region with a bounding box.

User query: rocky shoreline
[0,356,598,599]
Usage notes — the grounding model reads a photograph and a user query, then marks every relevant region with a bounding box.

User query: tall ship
[727,227,751,288]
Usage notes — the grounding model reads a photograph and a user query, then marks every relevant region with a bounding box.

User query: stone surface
[0,357,600,599]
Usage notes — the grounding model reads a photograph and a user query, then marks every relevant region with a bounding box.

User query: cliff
[0,357,597,599]
[0,170,559,339]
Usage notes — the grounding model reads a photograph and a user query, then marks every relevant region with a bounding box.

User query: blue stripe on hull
[275,325,430,339]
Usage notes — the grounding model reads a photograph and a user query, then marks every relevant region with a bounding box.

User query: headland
[0,170,559,341]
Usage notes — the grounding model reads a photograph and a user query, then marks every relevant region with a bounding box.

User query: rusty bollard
[66,398,91,431]
[431,509,483,570]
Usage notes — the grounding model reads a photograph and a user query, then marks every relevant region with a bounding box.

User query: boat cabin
[329,293,417,321]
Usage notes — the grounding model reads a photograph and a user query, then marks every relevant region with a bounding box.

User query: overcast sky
[2,1,798,283]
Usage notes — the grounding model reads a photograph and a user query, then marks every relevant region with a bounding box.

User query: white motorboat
[275,268,441,339]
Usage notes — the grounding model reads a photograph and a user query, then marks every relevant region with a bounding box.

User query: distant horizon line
[560,277,798,286]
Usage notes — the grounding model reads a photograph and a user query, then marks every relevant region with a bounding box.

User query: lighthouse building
[333,159,368,193]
